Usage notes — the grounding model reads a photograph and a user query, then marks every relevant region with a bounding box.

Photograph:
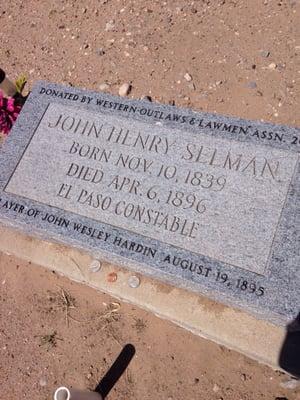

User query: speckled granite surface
[0,81,299,325]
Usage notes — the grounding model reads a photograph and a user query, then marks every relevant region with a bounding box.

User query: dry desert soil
[0,0,300,399]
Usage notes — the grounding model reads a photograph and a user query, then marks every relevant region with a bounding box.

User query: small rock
[96,48,105,56]
[99,83,110,91]
[213,383,220,392]
[141,95,152,102]
[188,82,196,90]
[260,50,270,58]
[240,373,247,381]
[119,83,132,97]
[39,377,47,387]
[105,20,115,31]
[184,72,192,82]
[268,62,277,70]
[246,81,257,89]
[277,63,286,71]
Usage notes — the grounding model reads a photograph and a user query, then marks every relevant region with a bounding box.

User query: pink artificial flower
[0,90,22,135]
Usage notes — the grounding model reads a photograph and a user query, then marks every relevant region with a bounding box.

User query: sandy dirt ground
[0,0,300,399]
[0,254,299,400]
[1,0,300,126]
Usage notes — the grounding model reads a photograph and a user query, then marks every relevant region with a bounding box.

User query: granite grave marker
[0,81,299,325]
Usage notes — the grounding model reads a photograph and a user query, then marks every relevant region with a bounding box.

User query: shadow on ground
[95,344,136,398]
[279,313,300,379]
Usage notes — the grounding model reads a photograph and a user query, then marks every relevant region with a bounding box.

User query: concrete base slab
[0,224,286,369]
